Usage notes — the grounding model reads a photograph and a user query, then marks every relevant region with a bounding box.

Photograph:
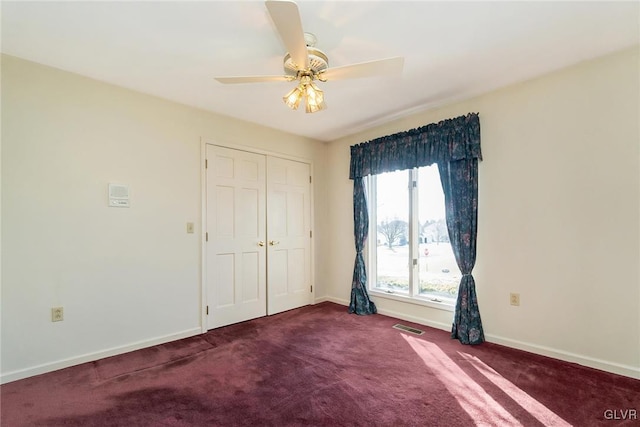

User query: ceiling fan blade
[265,0,309,70]
[321,57,404,81]
[215,75,290,84]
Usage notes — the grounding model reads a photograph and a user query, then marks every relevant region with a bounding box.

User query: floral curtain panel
[348,178,377,315]
[438,158,484,345]
[349,113,484,345]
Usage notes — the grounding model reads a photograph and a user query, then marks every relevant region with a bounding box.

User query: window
[368,165,459,306]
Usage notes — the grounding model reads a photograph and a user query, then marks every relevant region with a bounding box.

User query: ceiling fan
[214,0,404,113]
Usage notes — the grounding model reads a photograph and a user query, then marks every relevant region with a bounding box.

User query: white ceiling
[2,1,639,142]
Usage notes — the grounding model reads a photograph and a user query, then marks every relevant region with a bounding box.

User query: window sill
[369,290,455,312]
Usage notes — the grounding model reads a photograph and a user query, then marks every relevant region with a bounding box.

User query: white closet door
[266,156,312,315]
[206,145,267,329]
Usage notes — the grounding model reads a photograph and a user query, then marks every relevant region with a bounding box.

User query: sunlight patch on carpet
[403,334,572,426]
[403,334,522,426]
[458,352,571,427]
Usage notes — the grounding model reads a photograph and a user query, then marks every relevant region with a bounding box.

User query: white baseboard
[316,296,451,331]
[315,296,640,379]
[314,295,346,305]
[375,306,452,332]
[315,295,348,306]
[0,327,202,384]
[483,333,640,380]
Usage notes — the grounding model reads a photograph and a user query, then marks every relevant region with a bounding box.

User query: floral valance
[349,113,481,179]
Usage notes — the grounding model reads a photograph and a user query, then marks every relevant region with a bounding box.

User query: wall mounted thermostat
[108,183,130,208]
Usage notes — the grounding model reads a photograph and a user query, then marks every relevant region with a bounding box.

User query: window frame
[366,169,456,312]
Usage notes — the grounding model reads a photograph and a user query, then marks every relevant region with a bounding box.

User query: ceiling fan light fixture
[283,84,304,110]
[283,76,326,113]
[304,82,326,113]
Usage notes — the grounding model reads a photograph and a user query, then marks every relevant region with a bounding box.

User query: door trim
[200,138,315,332]
[200,141,207,333]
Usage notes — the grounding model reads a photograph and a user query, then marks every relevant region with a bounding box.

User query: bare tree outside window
[378,219,407,249]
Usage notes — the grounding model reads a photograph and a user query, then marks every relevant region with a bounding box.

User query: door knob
[269,240,280,246]
[258,241,265,247]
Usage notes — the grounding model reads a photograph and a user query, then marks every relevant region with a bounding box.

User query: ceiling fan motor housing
[283,47,328,78]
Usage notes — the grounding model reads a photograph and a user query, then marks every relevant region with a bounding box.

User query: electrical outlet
[186,222,194,234]
[509,293,520,306]
[51,307,64,322]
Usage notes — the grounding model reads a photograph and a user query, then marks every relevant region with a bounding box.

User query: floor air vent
[392,324,424,335]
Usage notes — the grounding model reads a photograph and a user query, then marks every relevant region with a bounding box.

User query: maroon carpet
[1,302,638,426]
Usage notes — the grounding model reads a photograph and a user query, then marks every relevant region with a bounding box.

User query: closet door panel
[206,145,267,329]
[266,157,312,315]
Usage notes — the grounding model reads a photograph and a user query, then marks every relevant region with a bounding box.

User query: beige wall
[1,55,328,382]
[325,47,640,378]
